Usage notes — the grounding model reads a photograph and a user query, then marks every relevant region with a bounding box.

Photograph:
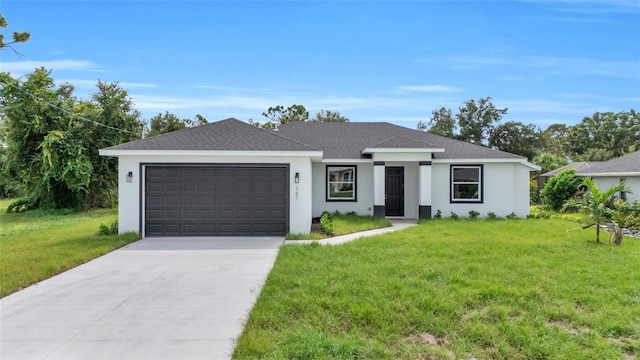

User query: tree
[423,107,455,137]
[0,14,30,54]
[488,121,539,160]
[146,112,208,137]
[262,104,309,125]
[0,69,141,211]
[456,97,508,145]
[567,110,639,161]
[313,109,349,122]
[537,123,569,158]
[541,169,581,211]
[578,177,630,243]
[147,112,187,137]
[418,97,507,144]
[532,153,568,175]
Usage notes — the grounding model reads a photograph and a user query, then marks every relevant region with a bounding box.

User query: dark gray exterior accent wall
[373,205,385,218]
[419,205,432,220]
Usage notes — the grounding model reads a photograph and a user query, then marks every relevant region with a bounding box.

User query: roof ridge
[218,118,321,151]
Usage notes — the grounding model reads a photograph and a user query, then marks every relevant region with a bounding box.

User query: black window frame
[326,165,357,202]
[450,165,483,203]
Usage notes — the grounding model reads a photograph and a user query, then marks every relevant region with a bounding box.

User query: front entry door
[385,167,404,216]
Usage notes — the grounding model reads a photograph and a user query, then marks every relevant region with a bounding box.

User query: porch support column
[373,161,386,218]
[419,160,432,220]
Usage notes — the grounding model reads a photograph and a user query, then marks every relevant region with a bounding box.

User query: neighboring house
[575,151,640,203]
[538,161,603,192]
[99,118,539,237]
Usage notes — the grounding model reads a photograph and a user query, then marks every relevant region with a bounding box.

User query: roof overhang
[578,172,640,177]
[99,149,324,161]
[432,158,541,170]
[361,147,445,154]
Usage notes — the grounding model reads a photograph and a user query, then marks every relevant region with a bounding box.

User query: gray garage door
[145,165,288,236]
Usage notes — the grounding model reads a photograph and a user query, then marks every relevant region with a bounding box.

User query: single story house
[538,161,602,193]
[99,118,539,237]
[575,150,640,203]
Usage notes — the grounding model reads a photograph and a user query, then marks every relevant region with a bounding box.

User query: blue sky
[1,0,639,130]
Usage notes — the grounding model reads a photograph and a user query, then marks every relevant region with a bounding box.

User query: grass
[234,218,640,359]
[0,199,140,298]
[285,213,391,240]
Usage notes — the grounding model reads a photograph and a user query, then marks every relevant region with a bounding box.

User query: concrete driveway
[0,237,283,360]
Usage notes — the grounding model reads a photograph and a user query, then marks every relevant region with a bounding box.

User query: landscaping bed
[285,212,391,240]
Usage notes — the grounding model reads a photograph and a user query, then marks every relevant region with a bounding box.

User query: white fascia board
[99,149,324,158]
[321,158,372,163]
[578,172,640,177]
[362,148,445,154]
[433,158,531,165]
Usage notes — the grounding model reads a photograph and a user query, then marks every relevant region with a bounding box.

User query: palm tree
[579,177,630,243]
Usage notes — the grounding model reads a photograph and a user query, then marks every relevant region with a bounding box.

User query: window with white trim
[327,166,356,201]
[451,165,483,202]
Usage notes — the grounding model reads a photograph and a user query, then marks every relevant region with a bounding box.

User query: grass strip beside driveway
[234,218,640,359]
[0,199,140,297]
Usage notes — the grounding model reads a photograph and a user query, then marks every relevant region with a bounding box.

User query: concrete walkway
[283,219,418,245]
[0,237,283,360]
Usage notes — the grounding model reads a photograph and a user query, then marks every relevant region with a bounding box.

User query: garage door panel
[145,166,288,236]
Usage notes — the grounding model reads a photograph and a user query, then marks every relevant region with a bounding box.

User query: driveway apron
[0,237,283,360]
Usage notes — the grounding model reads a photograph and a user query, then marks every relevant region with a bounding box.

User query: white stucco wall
[593,176,640,203]
[115,154,313,236]
[312,161,420,219]
[431,162,532,218]
[312,162,374,217]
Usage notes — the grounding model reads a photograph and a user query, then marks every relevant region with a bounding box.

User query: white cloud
[58,79,157,89]
[396,85,462,92]
[450,55,640,79]
[0,59,100,73]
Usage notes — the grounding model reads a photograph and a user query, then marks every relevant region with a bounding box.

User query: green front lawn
[0,199,140,297]
[235,218,640,359]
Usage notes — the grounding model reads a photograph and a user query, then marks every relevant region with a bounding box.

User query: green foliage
[262,104,309,126]
[487,211,497,219]
[98,220,119,235]
[533,152,568,174]
[506,212,517,219]
[146,111,208,137]
[313,109,349,122]
[575,178,630,242]
[449,211,459,219]
[320,211,334,235]
[434,209,442,219]
[567,110,639,161]
[488,121,539,160]
[468,210,480,219]
[0,70,141,211]
[0,13,30,52]
[456,96,508,145]
[542,169,581,211]
[529,179,539,205]
[611,200,640,230]
[252,105,349,129]
[422,107,455,137]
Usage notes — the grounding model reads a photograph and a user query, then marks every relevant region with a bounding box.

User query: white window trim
[451,165,483,203]
[326,165,357,202]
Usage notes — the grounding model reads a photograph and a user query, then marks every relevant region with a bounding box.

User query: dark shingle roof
[576,151,640,175]
[102,119,527,161]
[102,118,318,152]
[276,122,525,160]
[365,136,441,150]
[540,161,603,177]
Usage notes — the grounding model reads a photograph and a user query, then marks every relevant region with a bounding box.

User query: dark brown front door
[385,167,404,216]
